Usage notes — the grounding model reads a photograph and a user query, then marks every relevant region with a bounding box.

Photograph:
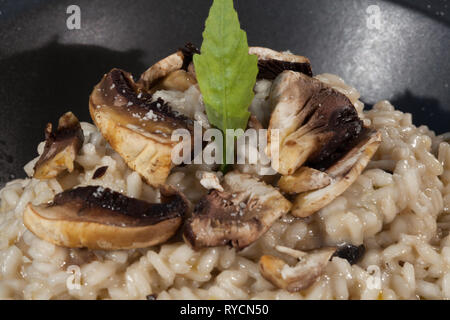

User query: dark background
[0,0,449,186]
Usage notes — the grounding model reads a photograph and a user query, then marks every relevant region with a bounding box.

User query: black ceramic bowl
[0,0,449,186]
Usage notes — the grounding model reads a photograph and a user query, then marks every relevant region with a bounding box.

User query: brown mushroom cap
[33,112,84,179]
[259,247,336,292]
[184,171,292,250]
[249,47,313,80]
[89,68,193,187]
[23,186,189,250]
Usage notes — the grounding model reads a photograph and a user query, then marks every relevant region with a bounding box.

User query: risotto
[0,50,449,300]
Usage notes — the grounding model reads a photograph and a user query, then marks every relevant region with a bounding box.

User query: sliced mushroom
[278,167,332,194]
[184,171,292,250]
[33,112,84,179]
[267,70,381,217]
[89,68,193,187]
[138,43,200,92]
[291,130,381,217]
[269,71,366,175]
[259,247,335,292]
[142,45,311,92]
[267,71,323,163]
[249,47,313,80]
[23,185,189,250]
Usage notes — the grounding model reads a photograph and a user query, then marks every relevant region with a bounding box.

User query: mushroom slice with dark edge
[184,171,292,250]
[249,47,313,80]
[33,112,84,180]
[290,129,381,217]
[138,43,199,93]
[23,185,189,250]
[267,70,381,217]
[269,71,366,176]
[259,247,336,292]
[89,68,193,187]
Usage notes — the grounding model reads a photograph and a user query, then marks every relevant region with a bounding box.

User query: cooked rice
[0,74,449,300]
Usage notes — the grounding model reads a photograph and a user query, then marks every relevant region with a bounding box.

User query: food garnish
[194,0,259,171]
